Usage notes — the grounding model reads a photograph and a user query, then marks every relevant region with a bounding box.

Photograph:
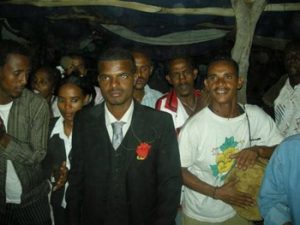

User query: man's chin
[11,91,23,98]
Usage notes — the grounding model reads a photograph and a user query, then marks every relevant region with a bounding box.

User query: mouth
[63,113,74,119]
[15,86,25,93]
[214,88,228,95]
[135,78,145,84]
[33,89,40,94]
[110,89,123,97]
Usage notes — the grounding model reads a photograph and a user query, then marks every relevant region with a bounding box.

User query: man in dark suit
[66,48,182,225]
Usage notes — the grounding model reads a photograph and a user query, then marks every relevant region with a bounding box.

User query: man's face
[132,52,152,90]
[98,59,135,109]
[205,60,243,105]
[72,57,87,77]
[285,49,300,80]
[0,53,30,101]
[31,68,53,99]
[166,58,197,98]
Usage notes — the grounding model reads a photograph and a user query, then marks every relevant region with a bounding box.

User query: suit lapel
[121,102,154,170]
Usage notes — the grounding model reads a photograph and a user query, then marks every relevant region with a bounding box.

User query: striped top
[0,89,50,212]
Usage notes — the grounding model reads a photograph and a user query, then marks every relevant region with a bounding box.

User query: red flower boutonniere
[136,142,151,160]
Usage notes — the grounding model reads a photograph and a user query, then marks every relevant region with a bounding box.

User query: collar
[163,89,201,112]
[50,116,66,138]
[286,77,300,90]
[105,100,134,127]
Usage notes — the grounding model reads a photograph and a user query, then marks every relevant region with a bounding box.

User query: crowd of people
[0,38,299,225]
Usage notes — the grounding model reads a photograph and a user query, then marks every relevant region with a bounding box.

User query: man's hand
[53,161,68,191]
[215,178,256,208]
[230,147,259,170]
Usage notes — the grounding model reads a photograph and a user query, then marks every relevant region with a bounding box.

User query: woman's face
[32,69,53,99]
[57,83,87,122]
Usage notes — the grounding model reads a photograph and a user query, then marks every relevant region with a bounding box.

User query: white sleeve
[246,105,283,147]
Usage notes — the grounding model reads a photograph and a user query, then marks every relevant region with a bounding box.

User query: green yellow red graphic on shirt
[210,136,238,180]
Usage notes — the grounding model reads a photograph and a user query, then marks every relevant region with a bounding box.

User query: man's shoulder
[137,103,173,122]
[18,89,48,106]
[155,90,178,111]
[244,104,266,114]
[146,86,162,97]
[77,103,103,120]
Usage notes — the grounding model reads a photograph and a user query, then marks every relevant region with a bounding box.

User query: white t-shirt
[274,78,300,138]
[0,101,23,204]
[179,105,283,223]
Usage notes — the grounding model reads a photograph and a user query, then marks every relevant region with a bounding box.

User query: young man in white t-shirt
[179,57,283,225]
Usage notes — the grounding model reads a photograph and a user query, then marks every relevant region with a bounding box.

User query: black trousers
[52,204,67,225]
[0,196,52,225]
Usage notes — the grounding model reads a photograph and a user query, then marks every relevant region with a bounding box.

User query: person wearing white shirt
[132,50,162,108]
[179,57,283,225]
[42,75,91,225]
[274,41,300,138]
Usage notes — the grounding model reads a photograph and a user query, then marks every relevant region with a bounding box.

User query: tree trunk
[231,0,267,104]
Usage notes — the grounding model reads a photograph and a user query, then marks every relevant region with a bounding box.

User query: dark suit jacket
[42,117,68,206]
[66,101,182,225]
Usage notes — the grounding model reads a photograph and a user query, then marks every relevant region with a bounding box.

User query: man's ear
[133,72,138,86]
[150,65,154,76]
[83,95,90,105]
[97,74,101,84]
[192,68,198,80]
[166,74,173,85]
[237,77,244,90]
[204,79,208,90]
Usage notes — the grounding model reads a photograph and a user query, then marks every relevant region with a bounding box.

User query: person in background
[66,48,181,225]
[0,40,51,224]
[273,40,300,138]
[132,49,162,108]
[156,56,208,133]
[58,56,73,78]
[31,66,61,117]
[69,54,103,105]
[42,75,93,225]
[178,56,283,225]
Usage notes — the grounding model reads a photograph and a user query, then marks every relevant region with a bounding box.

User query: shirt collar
[50,116,65,138]
[105,100,134,127]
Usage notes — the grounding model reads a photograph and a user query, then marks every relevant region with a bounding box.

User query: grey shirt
[0,89,50,212]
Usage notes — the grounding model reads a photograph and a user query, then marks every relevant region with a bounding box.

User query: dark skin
[97,59,136,120]
[166,58,207,116]
[182,60,276,208]
[132,52,153,103]
[284,48,300,88]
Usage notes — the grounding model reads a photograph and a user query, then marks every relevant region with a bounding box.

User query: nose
[216,77,225,86]
[20,73,28,86]
[64,101,73,111]
[178,72,187,83]
[110,76,120,88]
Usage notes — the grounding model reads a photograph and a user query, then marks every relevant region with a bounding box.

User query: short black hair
[131,47,153,65]
[30,66,61,92]
[35,66,61,85]
[284,39,300,54]
[98,48,136,73]
[206,56,239,78]
[56,74,96,107]
[0,39,31,67]
[165,55,195,75]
